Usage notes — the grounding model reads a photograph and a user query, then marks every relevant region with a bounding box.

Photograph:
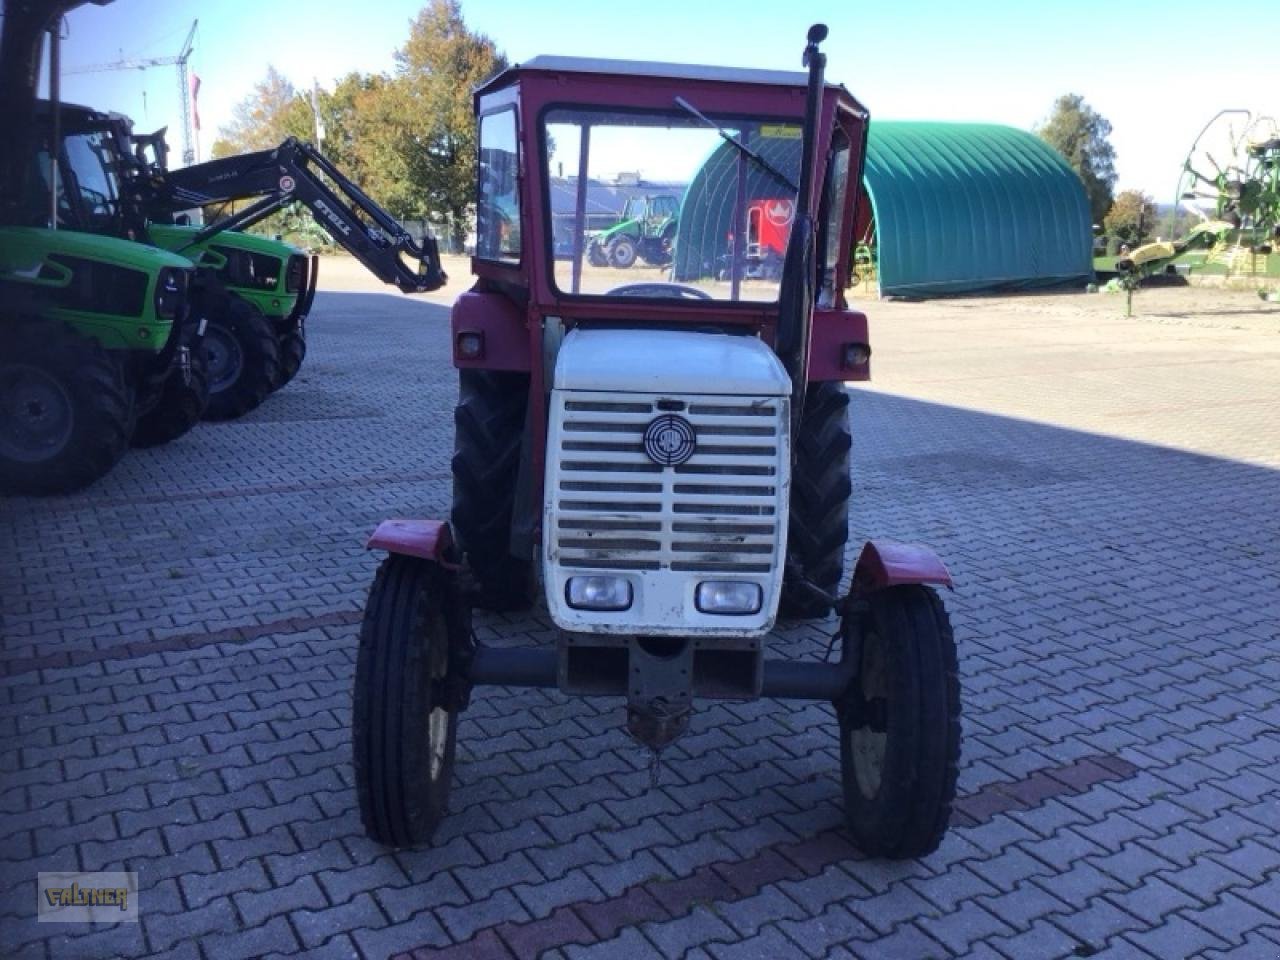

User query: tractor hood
[553,328,791,396]
[0,226,192,274]
[148,223,304,259]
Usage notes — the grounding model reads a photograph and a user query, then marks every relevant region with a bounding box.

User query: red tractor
[354,26,961,860]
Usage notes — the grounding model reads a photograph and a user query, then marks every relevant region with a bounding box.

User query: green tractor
[0,225,199,493]
[48,103,314,420]
[120,120,447,406]
[586,192,679,268]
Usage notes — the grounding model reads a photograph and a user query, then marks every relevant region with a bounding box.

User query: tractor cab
[469,53,870,314]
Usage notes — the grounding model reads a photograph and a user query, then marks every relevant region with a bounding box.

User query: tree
[1103,190,1157,247]
[1038,94,1118,227]
[395,0,507,248]
[214,66,313,158]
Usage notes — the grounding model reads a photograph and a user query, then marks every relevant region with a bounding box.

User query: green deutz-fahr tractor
[39,102,315,420]
[587,193,679,268]
[1,0,204,493]
[0,226,196,492]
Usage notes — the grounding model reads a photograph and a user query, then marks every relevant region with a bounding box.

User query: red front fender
[852,540,953,594]
[367,518,457,567]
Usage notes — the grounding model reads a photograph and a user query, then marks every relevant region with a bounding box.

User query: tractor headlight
[695,581,762,615]
[285,254,307,293]
[841,342,871,369]
[153,268,187,320]
[566,576,632,611]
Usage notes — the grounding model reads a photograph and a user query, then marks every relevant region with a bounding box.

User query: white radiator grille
[544,391,790,636]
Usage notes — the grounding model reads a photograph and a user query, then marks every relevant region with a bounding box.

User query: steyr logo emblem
[643,414,697,467]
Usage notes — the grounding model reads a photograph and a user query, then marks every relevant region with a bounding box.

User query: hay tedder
[354,27,962,859]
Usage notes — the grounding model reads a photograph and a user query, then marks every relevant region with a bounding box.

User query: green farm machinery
[586,193,679,268]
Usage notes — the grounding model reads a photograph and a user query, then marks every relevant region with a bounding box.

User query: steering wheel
[607,282,712,300]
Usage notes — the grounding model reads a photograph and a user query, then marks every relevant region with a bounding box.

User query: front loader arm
[152,138,447,294]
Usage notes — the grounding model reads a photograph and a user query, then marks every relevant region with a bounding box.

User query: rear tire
[131,345,210,448]
[780,381,852,618]
[353,555,458,847]
[1,319,132,495]
[450,370,536,611]
[839,585,960,859]
[201,294,279,420]
[271,329,306,391]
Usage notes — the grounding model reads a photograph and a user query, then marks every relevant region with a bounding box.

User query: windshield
[63,131,120,231]
[544,106,802,302]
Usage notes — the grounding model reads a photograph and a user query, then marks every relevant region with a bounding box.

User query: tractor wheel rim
[428,706,449,780]
[427,619,451,782]
[203,325,243,394]
[0,364,74,463]
[849,627,888,800]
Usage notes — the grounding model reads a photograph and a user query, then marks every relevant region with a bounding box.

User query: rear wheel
[353,555,458,847]
[780,381,852,618]
[0,319,132,495]
[131,345,210,448]
[450,370,536,611]
[202,295,279,420]
[271,328,306,391]
[839,585,960,859]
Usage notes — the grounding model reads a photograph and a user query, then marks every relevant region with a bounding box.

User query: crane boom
[64,19,199,164]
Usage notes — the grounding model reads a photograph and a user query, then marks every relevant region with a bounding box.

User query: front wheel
[131,345,210,448]
[839,585,960,859]
[1,319,132,495]
[201,295,279,420]
[353,555,458,847]
[609,236,638,269]
[271,328,306,391]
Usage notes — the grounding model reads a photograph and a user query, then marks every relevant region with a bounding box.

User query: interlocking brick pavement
[2,282,1280,958]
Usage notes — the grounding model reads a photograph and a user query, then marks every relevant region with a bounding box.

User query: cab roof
[486,55,810,90]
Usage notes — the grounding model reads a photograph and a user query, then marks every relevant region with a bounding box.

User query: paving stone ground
[2,278,1280,959]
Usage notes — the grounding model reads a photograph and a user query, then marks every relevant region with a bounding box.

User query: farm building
[856,122,1094,296]
[672,120,1094,297]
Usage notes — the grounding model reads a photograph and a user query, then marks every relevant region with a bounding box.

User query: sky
[47,0,1279,200]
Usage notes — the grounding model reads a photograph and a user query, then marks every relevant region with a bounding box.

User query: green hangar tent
[672,121,1094,297]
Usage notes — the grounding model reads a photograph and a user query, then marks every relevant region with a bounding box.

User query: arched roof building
[857,121,1094,296]
[672,121,1093,297]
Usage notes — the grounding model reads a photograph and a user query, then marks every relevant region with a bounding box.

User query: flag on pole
[189,73,202,131]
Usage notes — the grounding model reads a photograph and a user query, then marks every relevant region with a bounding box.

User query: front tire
[609,236,638,269]
[353,555,458,847]
[1,319,132,495]
[271,328,306,391]
[450,369,536,611]
[780,381,852,618]
[839,585,960,859]
[201,295,279,420]
[131,346,210,448]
